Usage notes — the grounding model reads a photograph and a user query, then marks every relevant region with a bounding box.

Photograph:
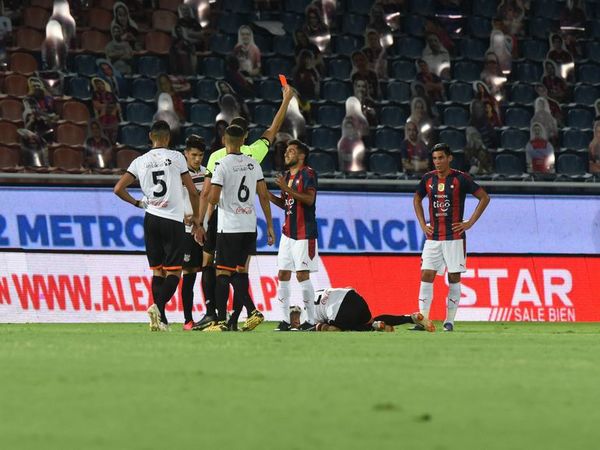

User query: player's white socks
[445,283,461,325]
[277,280,291,322]
[418,281,434,319]
[299,279,316,324]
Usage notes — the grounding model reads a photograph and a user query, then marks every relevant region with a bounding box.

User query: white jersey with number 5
[314,288,352,323]
[211,152,264,233]
[127,147,189,222]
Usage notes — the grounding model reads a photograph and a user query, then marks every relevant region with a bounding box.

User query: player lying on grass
[291,287,435,332]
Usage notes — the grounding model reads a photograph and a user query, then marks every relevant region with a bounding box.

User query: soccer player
[309,287,435,332]
[113,120,201,331]
[268,140,319,331]
[181,134,206,330]
[413,143,490,331]
[193,85,294,330]
[204,124,275,332]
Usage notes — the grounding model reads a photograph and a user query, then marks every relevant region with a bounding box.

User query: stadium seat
[387,81,411,103]
[403,14,426,37]
[316,105,345,127]
[369,152,399,175]
[495,153,525,175]
[126,102,154,124]
[116,148,142,170]
[394,37,425,59]
[473,0,497,17]
[347,0,372,14]
[577,64,600,84]
[443,106,469,127]
[184,126,214,144]
[264,57,293,77]
[533,0,559,18]
[0,99,24,122]
[199,57,225,78]
[152,10,178,33]
[342,14,369,35]
[246,127,266,143]
[556,153,587,175]
[391,60,416,80]
[453,61,480,82]
[380,106,408,127]
[521,39,549,62]
[9,52,38,74]
[586,41,600,62]
[273,35,295,55]
[210,34,236,55]
[0,121,19,144]
[567,108,594,129]
[217,13,248,34]
[562,129,592,150]
[61,101,91,124]
[137,56,167,78]
[68,77,92,100]
[3,74,29,97]
[15,27,43,51]
[253,104,278,126]
[56,123,86,146]
[323,80,352,102]
[458,38,487,60]
[0,146,21,168]
[469,16,492,39]
[258,79,283,102]
[510,83,536,104]
[52,147,84,170]
[74,54,98,77]
[450,150,466,171]
[505,107,532,127]
[145,31,172,54]
[448,82,474,103]
[375,128,402,151]
[119,125,150,148]
[333,35,361,55]
[223,0,252,12]
[528,17,552,39]
[23,6,50,30]
[439,129,466,151]
[573,85,599,106]
[131,78,157,101]
[88,8,113,32]
[190,104,218,126]
[196,79,219,102]
[512,62,543,83]
[500,128,529,150]
[158,0,180,11]
[409,0,434,15]
[280,12,303,31]
[96,0,116,9]
[308,151,336,174]
[81,30,110,53]
[311,127,341,150]
[327,57,352,79]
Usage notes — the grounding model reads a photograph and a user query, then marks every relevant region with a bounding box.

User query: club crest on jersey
[165,159,172,166]
[247,163,254,170]
[437,183,445,191]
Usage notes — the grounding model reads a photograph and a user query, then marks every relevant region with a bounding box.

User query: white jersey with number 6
[127,147,189,222]
[314,288,352,323]
[211,152,264,233]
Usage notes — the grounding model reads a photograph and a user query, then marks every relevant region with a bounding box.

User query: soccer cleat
[298,321,316,331]
[241,310,264,332]
[182,321,194,331]
[158,322,170,332]
[409,324,425,331]
[274,321,291,331]
[147,304,161,331]
[192,314,217,331]
[411,312,436,332]
[203,321,228,332]
[226,319,239,332]
[372,321,395,332]
[443,322,454,332]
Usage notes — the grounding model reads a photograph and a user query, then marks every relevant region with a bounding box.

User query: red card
[279,74,288,86]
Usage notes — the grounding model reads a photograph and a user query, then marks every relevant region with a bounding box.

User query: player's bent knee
[278,270,292,281]
[421,270,436,282]
[296,270,310,282]
[448,273,461,283]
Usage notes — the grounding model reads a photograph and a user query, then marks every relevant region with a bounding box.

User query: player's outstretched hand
[282,84,294,102]
[451,221,472,234]
[267,226,275,246]
[275,173,288,191]
[421,224,433,236]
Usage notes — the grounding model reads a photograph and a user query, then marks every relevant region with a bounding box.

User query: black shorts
[203,210,218,254]
[144,212,185,270]
[215,232,257,271]
[332,291,372,331]
[183,232,203,269]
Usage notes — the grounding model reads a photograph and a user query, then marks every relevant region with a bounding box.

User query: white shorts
[421,239,466,276]
[277,234,319,273]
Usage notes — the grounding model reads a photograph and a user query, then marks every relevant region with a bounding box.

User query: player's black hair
[230,117,248,132]
[150,120,171,135]
[288,139,309,158]
[226,124,245,138]
[431,143,452,156]
[185,134,205,152]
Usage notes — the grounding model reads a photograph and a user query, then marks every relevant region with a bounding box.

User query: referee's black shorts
[332,290,372,331]
[183,232,203,269]
[203,210,218,254]
[215,232,257,271]
[144,212,185,270]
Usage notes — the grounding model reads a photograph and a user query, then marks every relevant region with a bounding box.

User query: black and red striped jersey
[282,166,318,240]
[416,169,482,241]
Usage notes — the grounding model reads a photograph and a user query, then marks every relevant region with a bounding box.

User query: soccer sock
[215,274,231,322]
[299,279,316,324]
[181,273,196,323]
[445,282,461,325]
[277,280,291,322]
[157,275,180,324]
[418,281,434,319]
[372,314,413,326]
[201,265,216,316]
[232,273,256,314]
[151,275,164,305]
[229,273,247,324]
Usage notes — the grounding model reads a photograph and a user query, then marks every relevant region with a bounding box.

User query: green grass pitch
[1,322,600,450]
